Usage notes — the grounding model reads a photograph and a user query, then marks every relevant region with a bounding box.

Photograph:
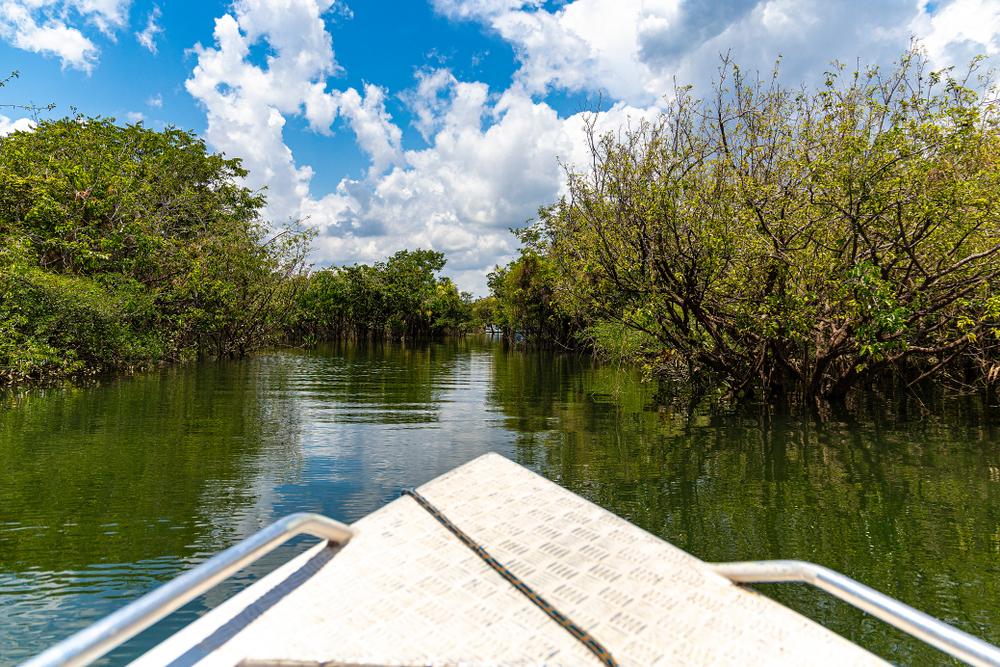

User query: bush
[0,262,162,383]
[540,49,1000,400]
[0,117,309,386]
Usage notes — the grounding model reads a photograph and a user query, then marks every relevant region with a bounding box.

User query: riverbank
[9,50,1000,401]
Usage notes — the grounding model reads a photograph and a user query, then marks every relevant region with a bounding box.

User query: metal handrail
[21,521,1000,667]
[21,513,354,667]
[711,559,1000,667]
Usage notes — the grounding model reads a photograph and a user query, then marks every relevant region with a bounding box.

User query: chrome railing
[21,513,353,667]
[21,516,1000,667]
[711,560,1000,667]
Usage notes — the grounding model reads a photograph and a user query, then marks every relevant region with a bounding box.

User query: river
[2,338,999,665]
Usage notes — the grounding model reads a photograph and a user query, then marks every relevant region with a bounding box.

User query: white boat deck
[132,453,885,666]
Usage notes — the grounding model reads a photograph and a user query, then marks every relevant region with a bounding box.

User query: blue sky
[1,1,524,188]
[1,0,997,293]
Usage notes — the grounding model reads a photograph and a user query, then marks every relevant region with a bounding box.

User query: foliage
[0,254,160,385]
[532,49,1000,400]
[289,249,473,341]
[579,320,659,370]
[485,224,579,347]
[0,116,309,385]
[469,295,499,331]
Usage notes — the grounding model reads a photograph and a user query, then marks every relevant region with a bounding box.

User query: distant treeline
[287,249,476,342]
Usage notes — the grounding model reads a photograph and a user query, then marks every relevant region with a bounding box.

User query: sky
[1,0,999,293]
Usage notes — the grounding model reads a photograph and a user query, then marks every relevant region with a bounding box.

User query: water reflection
[0,340,513,664]
[1,338,998,665]
[491,348,1000,665]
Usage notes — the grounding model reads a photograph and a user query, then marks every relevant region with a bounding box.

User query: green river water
[2,338,999,665]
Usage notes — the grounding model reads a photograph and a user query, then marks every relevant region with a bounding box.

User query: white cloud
[73,0,129,34]
[125,110,144,123]
[187,0,1000,294]
[0,2,98,71]
[0,115,35,136]
[432,0,689,103]
[334,84,403,178]
[186,0,341,221]
[135,5,163,54]
[0,0,130,71]
[431,0,1000,105]
[912,0,1000,64]
[146,92,162,108]
[432,0,543,20]
[403,68,460,142]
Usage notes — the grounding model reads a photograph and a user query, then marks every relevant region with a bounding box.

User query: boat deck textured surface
[133,453,885,666]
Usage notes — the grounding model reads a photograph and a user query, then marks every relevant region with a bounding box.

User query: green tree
[540,49,1000,401]
[0,117,309,384]
[288,248,473,342]
[383,249,447,338]
[487,224,579,347]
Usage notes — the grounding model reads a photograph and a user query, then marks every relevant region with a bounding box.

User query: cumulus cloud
[0,115,35,136]
[335,84,403,178]
[186,0,1000,293]
[432,0,691,102]
[72,0,129,33]
[135,5,163,54]
[186,0,342,221]
[432,0,543,20]
[0,0,129,71]
[403,67,461,142]
[912,0,1000,64]
[431,0,1000,105]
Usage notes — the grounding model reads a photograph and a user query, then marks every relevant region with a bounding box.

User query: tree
[541,49,1000,400]
[383,249,446,338]
[288,248,473,342]
[0,116,309,384]
[487,223,580,347]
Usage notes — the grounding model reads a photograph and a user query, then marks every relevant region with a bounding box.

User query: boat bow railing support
[22,513,354,667]
[711,559,1000,667]
[23,523,1000,667]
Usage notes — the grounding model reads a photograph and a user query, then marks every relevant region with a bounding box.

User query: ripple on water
[2,339,1000,666]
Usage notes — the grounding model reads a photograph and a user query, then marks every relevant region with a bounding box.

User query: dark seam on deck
[401,488,619,667]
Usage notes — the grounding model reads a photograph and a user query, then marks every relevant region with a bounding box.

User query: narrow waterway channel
[2,337,999,665]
